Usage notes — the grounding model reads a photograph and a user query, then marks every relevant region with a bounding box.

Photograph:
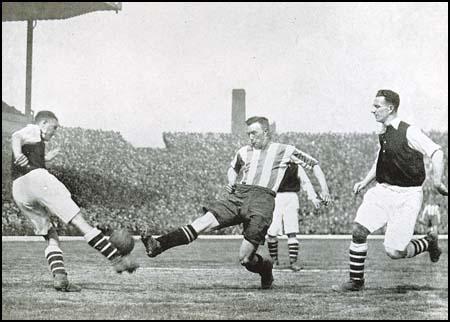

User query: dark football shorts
[203,184,276,246]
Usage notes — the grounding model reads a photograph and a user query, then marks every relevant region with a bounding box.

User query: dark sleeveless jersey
[11,141,46,181]
[278,163,301,193]
[376,121,426,187]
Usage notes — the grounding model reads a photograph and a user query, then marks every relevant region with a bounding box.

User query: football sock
[288,237,299,264]
[349,241,367,281]
[45,245,66,276]
[156,225,198,252]
[267,239,278,263]
[405,237,429,258]
[84,228,121,260]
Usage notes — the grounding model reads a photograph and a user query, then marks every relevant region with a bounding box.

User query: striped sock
[288,238,299,264]
[157,225,198,252]
[406,237,429,258]
[349,241,367,281]
[45,245,66,276]
[84,228,121,261]
[267,240,279,263]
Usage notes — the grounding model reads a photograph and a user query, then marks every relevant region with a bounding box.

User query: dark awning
[2,2,122,22]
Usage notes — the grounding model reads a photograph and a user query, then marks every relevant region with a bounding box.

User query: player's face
[371,96,393,124]
[247,122,267,149]
[40,118,59,141]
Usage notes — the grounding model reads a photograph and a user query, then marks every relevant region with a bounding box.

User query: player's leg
[426,205,440,237]
[344,222,370,290]
[241,191,275,289]
[12,179,81,291]
[239,239,273,289]
[141,211,220,257]
[286,233,301,271]
[385,190,441,262]
[44,227,81,292]
[266,234,279,266]
[266,202,282,266]
[141,197,241,257]
[334,186,387,292]
[283,193,301,271]
[70,213,139,273]
[36,171,138,273]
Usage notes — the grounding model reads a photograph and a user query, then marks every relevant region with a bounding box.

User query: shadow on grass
[190,284,265,291]
[368,284,448,294]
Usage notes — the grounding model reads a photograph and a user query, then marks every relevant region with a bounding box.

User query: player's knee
[44,227,60,245]
[352,223,369,243]
[239,254,253,266]
[191,212,219,233]
[385,247,406,259]
[266,235,278,243]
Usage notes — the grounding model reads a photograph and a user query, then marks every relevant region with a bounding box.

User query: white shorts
[355,183,423,251]
[267,192,299,236]
[12,168,80,235]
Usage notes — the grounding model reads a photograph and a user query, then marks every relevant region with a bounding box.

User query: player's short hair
[34,110,58,123]
[376,89,400,112]
[245,116,270,132]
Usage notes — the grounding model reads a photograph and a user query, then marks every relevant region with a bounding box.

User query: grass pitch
[2,238,447,320]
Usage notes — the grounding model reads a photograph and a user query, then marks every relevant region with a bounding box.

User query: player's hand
[225,184,236,194]
[14,154,29,167]
[353,181,366,195]
[46,148,60,161]
[434,182,448,196]
[319,191,332,206]
[311,197,322,209]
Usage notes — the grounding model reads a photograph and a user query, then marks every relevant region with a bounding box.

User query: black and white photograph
[2,2,448,320]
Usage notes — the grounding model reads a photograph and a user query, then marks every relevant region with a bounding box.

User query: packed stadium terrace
[2,128,448,236]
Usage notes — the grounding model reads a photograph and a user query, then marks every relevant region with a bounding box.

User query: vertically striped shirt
[231,142,319,193]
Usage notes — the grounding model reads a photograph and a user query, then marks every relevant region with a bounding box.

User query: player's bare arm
[297,165,321,208]
[225,166,238,193]
[430,149,448,196]
[45,147,61,162]
[312,164,331,204]
[11,131,29,167]
[353,158,377,195]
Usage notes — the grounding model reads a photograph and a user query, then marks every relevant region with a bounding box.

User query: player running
[334,89,448,292]
[141,116,330,289]
[11,111,139,292]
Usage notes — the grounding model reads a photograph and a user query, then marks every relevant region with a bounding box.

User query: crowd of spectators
[2,128,448,236]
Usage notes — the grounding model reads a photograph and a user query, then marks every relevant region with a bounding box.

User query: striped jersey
[231,142,319,193]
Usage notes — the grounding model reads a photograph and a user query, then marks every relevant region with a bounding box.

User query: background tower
[231,89,246,135]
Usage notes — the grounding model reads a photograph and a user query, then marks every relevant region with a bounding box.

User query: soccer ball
[109,229,135,255]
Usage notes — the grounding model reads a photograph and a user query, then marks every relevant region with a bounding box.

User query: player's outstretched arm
[298,166,321,209]
[430,149,448,196]
[312,164,331,204]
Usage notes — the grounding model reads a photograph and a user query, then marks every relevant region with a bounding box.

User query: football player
[334,90,447,292]
[141,116,330,289]
[11,111,139,292]
[266,162,325,271]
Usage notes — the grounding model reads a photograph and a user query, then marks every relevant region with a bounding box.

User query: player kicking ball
[141,116,328,289]
[11,111,139,292]
[334,90,448,292]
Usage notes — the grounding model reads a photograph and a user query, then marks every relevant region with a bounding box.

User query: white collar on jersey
[378,117,401,134]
